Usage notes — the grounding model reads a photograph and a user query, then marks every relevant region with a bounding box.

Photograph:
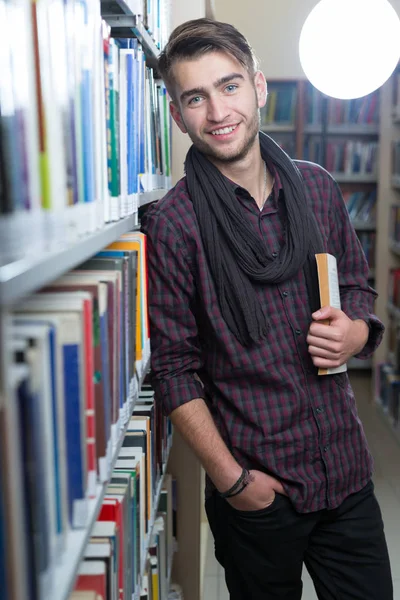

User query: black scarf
[184,132,325,347]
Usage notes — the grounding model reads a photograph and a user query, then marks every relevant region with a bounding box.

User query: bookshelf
[0,0,179,597]
[261,81,379,371]
[374,67,400,444]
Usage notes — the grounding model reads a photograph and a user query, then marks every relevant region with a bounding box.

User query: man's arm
[307,175,384,367]
[170,398,286,509]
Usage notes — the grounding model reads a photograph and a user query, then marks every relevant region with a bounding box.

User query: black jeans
[205,481,393,599]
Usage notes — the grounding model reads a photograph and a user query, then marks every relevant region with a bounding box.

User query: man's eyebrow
[179,73,245,103]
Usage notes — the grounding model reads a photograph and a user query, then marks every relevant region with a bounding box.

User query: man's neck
[212,150,274,210]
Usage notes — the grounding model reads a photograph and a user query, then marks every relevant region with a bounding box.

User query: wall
[214,0,318,78]
[214,0,400,79]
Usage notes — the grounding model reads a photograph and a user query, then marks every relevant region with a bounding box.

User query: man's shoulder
[141,176,196,238]
[294,159,336,186]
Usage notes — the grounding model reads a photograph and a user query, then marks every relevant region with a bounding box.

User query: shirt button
[272,251,278,258]
[316,407,322,414]
[295,329,301,335]
[282,291,288,297]
[324,445,329,452]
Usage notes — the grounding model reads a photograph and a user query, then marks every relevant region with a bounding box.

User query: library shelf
[100,4,160,69]
[304,124,379,136]
[0,215,137,307]
[43,356,152,600]
[132,436,174,600]
[261,124,296,133]
[332,173,378,184]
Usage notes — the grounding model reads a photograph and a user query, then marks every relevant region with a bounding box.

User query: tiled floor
[202,373,400,599]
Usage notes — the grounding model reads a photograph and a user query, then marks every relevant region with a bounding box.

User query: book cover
[315,253,347,376]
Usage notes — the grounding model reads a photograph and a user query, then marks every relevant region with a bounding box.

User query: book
[75,560,107,600]
[315,253,347,376]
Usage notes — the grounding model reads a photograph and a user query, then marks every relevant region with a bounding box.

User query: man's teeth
[211,125,237,135]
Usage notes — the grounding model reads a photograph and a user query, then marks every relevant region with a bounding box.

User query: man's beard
[185,104,261,164]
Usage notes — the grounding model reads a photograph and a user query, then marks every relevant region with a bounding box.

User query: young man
[141,18,392,600]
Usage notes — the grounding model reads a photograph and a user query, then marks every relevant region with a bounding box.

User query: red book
[75,560,107,600]
[99,499,125,600]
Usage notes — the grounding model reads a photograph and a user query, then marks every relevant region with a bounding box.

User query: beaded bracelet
[219,468,250,499]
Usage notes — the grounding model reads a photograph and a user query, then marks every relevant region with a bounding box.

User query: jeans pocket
[226,492,284,517]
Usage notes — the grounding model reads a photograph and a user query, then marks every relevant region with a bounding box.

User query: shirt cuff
[350,314,384,359]
[152,373,206,416]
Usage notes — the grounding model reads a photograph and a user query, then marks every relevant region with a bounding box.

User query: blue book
[63,341,85,525]
[15,364,48,600]
[79,0,95,207]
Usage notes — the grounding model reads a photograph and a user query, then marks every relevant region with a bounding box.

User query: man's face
[169,51,267,164]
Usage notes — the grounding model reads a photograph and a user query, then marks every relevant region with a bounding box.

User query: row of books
[304,140,378,176]
[389,205,400,244]
[344,190,376,225]
[126,0,170,50]
[68,388,174,600]
[376,362,400,430]
[0,230,151,599]
[261,83,297,126]
[306,86,379,125]
[0,0,171,267]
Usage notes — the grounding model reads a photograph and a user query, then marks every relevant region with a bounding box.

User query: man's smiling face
[169,50,267,164]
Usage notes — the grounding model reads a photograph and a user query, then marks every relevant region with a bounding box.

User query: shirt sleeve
[141,207,205,415]
[327,176,384,358]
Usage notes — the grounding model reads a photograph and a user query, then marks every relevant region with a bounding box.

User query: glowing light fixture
[299,0,400,99]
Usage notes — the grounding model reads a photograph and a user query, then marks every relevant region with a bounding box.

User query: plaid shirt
[141,157,384,513]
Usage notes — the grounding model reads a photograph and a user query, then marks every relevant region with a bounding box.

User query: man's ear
[254,71,267,109]
[170,101,187,134]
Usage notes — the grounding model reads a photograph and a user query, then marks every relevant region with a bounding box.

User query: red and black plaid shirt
[142,157,384,513]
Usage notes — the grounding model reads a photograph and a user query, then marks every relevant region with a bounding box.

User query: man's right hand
[226,470,287,512]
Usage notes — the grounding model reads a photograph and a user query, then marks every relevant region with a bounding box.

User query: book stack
[306,86,379,125]
[261,82,297,126]
[3,229,152,597]
[0,0,171,268]
[326,141,378,176]
[69,386,175,600]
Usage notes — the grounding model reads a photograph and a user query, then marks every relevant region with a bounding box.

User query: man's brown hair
[157,18,259,100]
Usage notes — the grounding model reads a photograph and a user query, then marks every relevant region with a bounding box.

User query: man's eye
[189,96,202,105]
[226,84,238,92]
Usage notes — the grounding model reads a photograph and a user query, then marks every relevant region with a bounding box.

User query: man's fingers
[308,345,340,360]
[308,323,344,342]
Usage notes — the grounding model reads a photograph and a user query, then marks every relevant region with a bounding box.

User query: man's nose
[207,96,230,123]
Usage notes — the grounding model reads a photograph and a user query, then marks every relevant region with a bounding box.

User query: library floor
[202,373,400,599]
